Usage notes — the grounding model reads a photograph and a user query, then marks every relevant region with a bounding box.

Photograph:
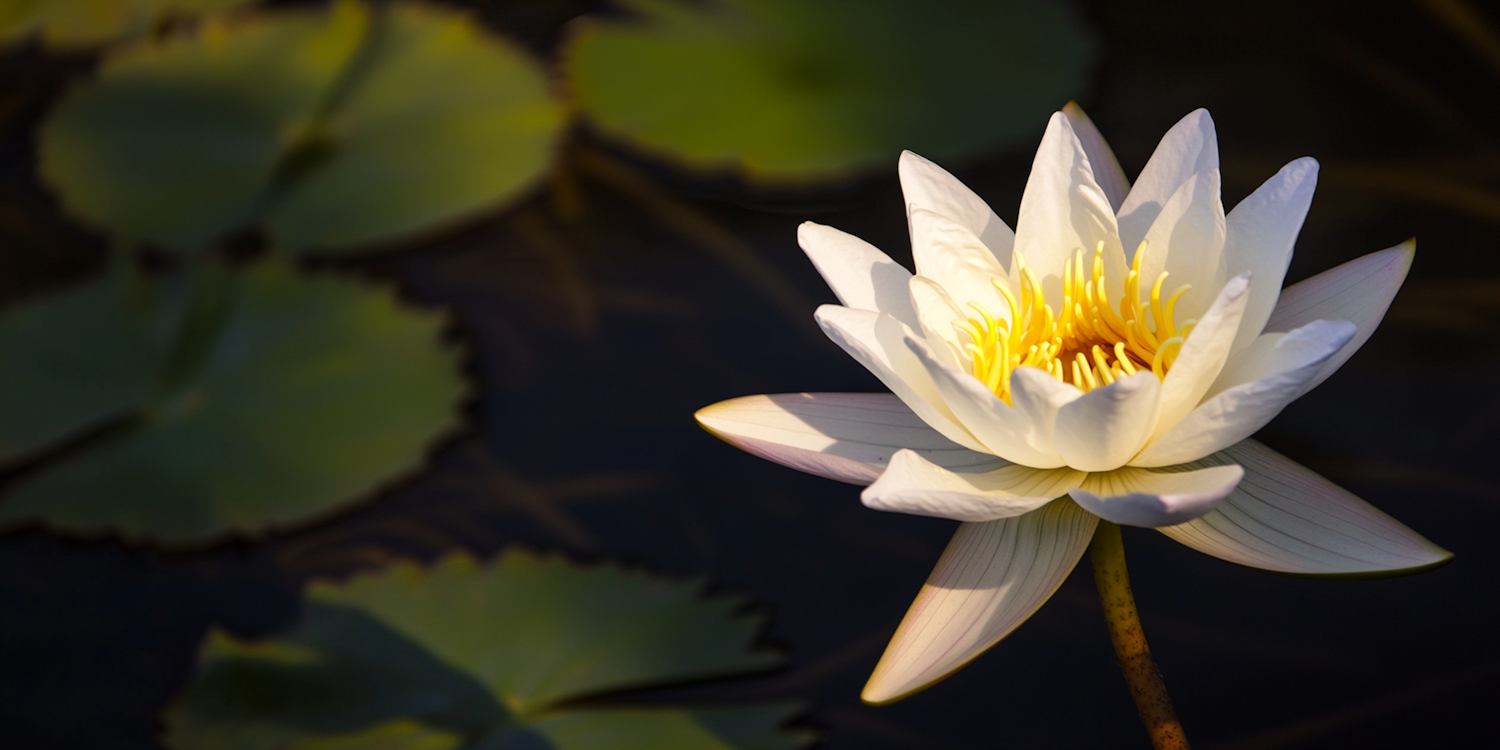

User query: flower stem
[1088,520,1189,750]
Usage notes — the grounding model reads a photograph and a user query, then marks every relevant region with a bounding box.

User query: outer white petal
[1062,102,1130,212]
[899,150,1016,268]
[1158,440,1452,577]
[1013,112,1126,308]
[1053,372,1161,472]
[861,449,1084,522]
[1132,319,1356,467]
[1070,464,1244,527]
[695,393,1007,485]
[815,306,988,452]
[905,336,1065,468]
[1223,158,1320,353]
[1136,168,1228,322]
[909,209,1010,319]
[799,221,919,328]
[1151,274,1250,441]
[862,498,1098,705]
[1263,241,1414,397]
[1117,109,1219,254]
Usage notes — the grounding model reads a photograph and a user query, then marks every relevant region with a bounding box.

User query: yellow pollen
[957,240,1193,403]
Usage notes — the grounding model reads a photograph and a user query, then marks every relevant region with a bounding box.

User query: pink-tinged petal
[799,221,918,328]
[906,335,1066,468]
[899,150,1016,267]
[1137,168,1228,322]
[909,208,1010,320]
[695,393,1005,484]
[862,498,1098,705]
[1263,241,1414,397]
[1132,319,1356,467]
[862,449,1084,522]
[1053,372,1161,472]
[1062,102,1130,212]
[1152,274,1250,440]
[1158,440,1452,577]
[1013,112,1126,308]
[1070,464,1244,527]
[815,306,987,452]
[1118,109,1219,255]
[1224,157,1319,353]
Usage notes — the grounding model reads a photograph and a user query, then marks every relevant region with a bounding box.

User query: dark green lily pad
[562,0,1096,180]
[0,0,254,49]
[164,550,812,750]
[0,259,466,544]
[40,0,564,255]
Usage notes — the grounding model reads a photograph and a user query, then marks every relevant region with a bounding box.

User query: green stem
[1088,521,1189,750]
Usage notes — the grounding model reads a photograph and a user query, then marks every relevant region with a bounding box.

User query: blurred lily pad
[0,259,466,544]
[0,0,254,49]
[164,550,812,750]
[40,0,564,255]
[562,0,1095,180]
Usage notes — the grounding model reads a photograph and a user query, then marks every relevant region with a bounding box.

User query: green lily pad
[40,0,564,255]
[0,259,466,544]
[0,0,254,49]
[562,0,1096,181]
[164,550,812,750]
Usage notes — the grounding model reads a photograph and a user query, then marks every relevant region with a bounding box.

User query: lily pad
[0,259,466,544]
[40,0,564,255]
[562,0,1096,180]
[0,0,254,49]
[164,550,812,750]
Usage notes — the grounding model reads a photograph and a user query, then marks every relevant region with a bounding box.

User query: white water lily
[696,106,1452,704]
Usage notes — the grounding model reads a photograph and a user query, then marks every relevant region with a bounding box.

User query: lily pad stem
[1089,520,1189,750]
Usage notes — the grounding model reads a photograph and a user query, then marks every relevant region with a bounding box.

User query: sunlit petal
[1053,372,1161,472]
[1223,157,1319,353]
[899,150,1016,268]
[862,449,1083,521]
[1061,102,1129,212]
[1071,464,1244,527]
[1117,109,1218,255]
[799,221,919,328]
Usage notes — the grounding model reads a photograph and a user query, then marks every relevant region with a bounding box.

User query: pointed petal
[1118,109,1219,254]
[1136,168,1228,322]
[1008,366,1085,461]
[906,335,1066,468]
[1224,158,1320,353]
[1070,464,1244,527]
[1062,102,1130,212]
[1158,440,1452,577]
[695,393,1006,485]
[899,150,1015,268]
[1132,319,1356,467]
[909,209,1009,320]
[1053,372,1161,472]
[862,498,1098,705]
[1013,112,1125,308]
[1152,274,1250,440]
[862,449,1084,522]
[815,306,987,452]
[799,221,919,328]
[1263,241,1414,396]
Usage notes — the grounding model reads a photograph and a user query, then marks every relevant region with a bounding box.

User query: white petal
[799,221,919,328]
[1117,109,1219,254]
[1151,274,1250,440]
[899,150,1016,268]
[909,208,1010,319]
[1070,464,1244,527]
[1013,112,1126,309]
[1136,168,1228,323]
[861,449,1084,522]
[1053,372,1161,472]
[1132,319,1356,467]
[815,306,987,452]
[1263,241,1414,397]
[908,276,968,368]
[861,498,1098,705]
[695,393,1006,485]
[1062,102,1130,212]
[1007,366,1085,460]
[905,336,1066,468]
[1158,440,1452,576]
[1224,158,1319,353]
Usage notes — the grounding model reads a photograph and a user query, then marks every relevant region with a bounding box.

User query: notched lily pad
[0,259,467,545]
[40,0,564,255]
[0,0,254,49]
[164,550,813,750]
[562,0,1096,181]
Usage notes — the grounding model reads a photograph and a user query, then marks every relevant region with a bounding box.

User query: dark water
[3,0,1500,748]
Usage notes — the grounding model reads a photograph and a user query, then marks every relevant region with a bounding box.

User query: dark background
[3,0,1499,747]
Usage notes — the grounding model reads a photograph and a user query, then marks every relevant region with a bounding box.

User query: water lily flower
[696,106,1451,704]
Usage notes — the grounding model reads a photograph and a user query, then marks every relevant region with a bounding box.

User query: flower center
[954,241,1194,403]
